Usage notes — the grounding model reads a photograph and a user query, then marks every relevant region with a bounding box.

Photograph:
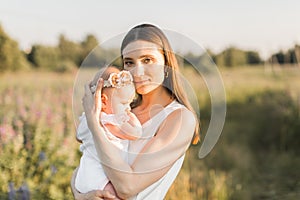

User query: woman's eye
[124,61,134,67]
[143,58,152,64]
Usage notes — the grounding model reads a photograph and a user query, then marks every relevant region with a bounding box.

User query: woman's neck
[139,86,173,110]
[132,86,174,124]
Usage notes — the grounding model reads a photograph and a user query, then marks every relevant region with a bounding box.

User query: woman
[71,23,200,200]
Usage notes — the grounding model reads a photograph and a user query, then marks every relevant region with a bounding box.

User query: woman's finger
[94,78,103,111]
[82,83,96,114]
[95,78,103,98]
[96,78,104,90]
[84,83,92,96]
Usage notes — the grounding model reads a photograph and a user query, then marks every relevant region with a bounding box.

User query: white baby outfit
[75,112,129,193]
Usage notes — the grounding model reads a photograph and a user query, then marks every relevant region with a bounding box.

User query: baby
[75,66,142,193]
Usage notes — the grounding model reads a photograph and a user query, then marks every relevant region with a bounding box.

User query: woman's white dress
[128,100,186,200]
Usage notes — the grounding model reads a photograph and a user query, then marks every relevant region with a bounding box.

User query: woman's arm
[89,109,195,198]
[82,82,195,199]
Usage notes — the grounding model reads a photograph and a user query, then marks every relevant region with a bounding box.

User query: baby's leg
[104,182,122,200]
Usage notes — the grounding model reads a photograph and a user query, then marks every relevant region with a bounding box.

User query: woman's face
[122,40,165,95]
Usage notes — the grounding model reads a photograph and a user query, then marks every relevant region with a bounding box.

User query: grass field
[1,66,300,199]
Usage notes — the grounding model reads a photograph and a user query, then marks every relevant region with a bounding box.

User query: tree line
[0,24,120,73]
[0,24,299,73]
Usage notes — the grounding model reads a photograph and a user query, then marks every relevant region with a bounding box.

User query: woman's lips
[134,79,148,85]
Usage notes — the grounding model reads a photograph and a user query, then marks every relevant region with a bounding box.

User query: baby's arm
[105,111,142,140]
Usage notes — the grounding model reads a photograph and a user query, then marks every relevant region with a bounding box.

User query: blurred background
[0,0,299,199]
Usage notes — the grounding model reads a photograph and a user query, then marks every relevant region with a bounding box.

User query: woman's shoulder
[157,101,196,138]
[167,103,196,124]
[168,101,195,118]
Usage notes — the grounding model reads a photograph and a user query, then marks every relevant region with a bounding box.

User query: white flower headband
[91,70,133,94]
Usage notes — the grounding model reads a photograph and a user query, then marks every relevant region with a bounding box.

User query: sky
[0,0,300,59]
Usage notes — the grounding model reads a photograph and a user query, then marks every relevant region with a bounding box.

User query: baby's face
[105,84,135,114]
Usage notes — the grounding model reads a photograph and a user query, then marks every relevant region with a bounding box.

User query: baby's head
[91,66,135,115]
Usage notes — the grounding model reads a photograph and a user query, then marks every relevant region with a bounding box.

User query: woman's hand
[82,79,103,126]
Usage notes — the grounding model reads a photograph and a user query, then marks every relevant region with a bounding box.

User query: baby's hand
[116,113,130,124]
[125,108,131,115]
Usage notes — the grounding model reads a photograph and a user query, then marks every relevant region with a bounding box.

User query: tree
[0,24,31,72]
[183,52,201,66]
[80,34,99,57]
[225,47,247,67]
[295,45,300,66]
[27,45,60,70]
[79,34,104,67]
[214,47,247,67]
[246,51,262,65]
[58,34,82,66]
[271,51,285,64]
[214,47,262,67]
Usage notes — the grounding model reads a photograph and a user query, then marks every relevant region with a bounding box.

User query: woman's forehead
[122,40,162,56]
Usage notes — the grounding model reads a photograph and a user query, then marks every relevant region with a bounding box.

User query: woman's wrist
[88,116,106,135]
[85,111,99,128]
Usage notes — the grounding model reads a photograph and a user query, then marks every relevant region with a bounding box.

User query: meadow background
[1,65,300,199]
[1,16,300,200]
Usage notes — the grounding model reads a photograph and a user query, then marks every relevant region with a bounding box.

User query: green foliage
[80,34,100,64]
[220,90,300,199]
[270,44,300,64]
[1,67,298,199]
[272,51,285,64]
[81,34,99,55]
[184,52,201,66]
[215,47,248,67]
[0,72,78,199]
[28,45,61,70]
[58,34,83,66]
[213,47,263,67]
[166,67,300,199]
[54,60,77,73]
[0,24,31,72]
[27,41,78,72]
[1,24,299,73]
[243,90,300,152]
[0,24,106,72]
[246,50,262,64]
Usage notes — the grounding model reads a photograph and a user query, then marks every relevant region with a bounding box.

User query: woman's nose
[133,63,144,76]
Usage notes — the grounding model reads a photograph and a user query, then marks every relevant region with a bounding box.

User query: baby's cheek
[111,102,126,114]
[118,85,135,99]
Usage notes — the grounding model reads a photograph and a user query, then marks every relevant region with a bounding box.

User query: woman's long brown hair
[120,24,200,144]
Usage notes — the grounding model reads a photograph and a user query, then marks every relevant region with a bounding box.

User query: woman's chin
[136,87,149,95]
[136,85,159,95]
